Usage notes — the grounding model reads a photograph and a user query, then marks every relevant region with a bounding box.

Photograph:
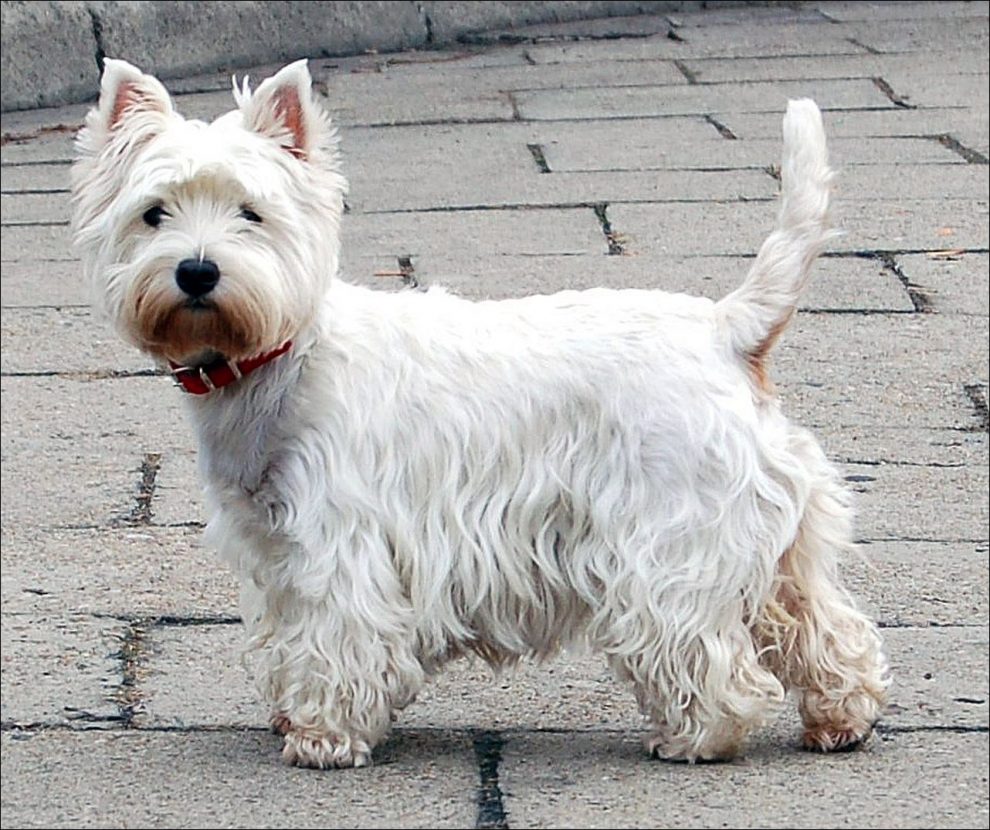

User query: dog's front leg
[243,539,425,769]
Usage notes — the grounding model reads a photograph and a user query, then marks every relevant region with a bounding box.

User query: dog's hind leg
[603,587,786,763]
[757,429,889,752]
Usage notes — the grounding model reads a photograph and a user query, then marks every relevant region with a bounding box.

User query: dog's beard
[123,265,291,364]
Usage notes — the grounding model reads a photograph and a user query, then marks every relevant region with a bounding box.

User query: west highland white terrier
[73,58,889,768]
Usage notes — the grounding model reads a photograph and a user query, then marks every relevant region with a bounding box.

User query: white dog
[73,58,889,769]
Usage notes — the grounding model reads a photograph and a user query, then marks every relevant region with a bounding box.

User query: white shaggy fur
[73,59,889,768]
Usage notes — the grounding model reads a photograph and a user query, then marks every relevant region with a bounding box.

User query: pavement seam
[962,384,989,433]
[931,134,989,164]
[871,76,916,109]
[592,202,626,255]
[111,452,162,527]
[474,730,509,829]
[525,143,551,173]
[702,113,738,139]
[865,252,936,313]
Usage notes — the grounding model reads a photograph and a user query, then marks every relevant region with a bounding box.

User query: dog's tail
[715,99,836,391]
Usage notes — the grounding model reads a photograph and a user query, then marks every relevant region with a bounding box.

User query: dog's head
[72,59,347,365]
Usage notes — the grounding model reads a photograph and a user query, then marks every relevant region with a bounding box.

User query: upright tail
[715,99,836,390]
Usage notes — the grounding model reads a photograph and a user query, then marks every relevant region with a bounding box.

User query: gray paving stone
[0,375,187,529]
[716,106,990,140]
[776,313,989,391]
[1,191,67,224]
[0,134,76,164]
[524,20,866,62]
[0,101,90,136]
[406,252,913,312]
[834,163,989,201]
[681,51,990,84]
[499,730,990,830]
[879,70,990,111]
[842,16,989,54]
[0,613,123,727]
[0,729,478,829]
[0,526,236,618]
[0,223,72,260]
[340,206,606,268]
[0,160,72,193]
[781,377,979,433]
[772,313,989,432]
[610,198,990,255]
[845,541,989,628]
[332,54,688,97]
[899,252,990,316]
[542,132,962,171]
[818,1,990,22]
[817,425,988,467]
[344,120,781,211]
[514,78,893,121]
[956,126,990,157]
[844,461,989,542]
[0,259,89,307]
[0,307,152,373]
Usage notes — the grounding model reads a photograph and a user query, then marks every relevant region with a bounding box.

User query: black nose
[175,258,220,297]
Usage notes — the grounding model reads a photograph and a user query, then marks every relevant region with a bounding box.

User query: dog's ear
[75,58,175,162]
[94,59,174,136]
[237,60,327,161]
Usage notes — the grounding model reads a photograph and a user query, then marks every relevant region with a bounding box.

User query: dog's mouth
[183,296,219,312]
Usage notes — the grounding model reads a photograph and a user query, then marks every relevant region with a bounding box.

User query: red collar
[168,342,293,395]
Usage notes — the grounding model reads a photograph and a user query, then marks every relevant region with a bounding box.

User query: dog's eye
[142,206,168,228]
[240,207,263,223]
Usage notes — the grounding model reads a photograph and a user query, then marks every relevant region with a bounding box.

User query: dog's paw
[281,728,372,769]
[802,722,875,753]
[645,732,739,764]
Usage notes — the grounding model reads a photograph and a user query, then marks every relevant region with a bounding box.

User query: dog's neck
[179,318,328,502]
[169,342,294,395]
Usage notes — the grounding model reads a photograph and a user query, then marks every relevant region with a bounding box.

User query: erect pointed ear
[95,58,174,133]
[238,60,325,160]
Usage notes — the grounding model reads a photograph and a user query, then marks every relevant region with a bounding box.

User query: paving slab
[844,540,989,627]
[498,730,989,829]
[523,21,867,63]
[817,1,990,23]
[514,78,894,121]
[0,526,237,618]
[0,223,73,260]
[399,252,913,310]
[0,613,124,727]
[714,106,990,141]
[840,16,990,54]
[341,205,607,264]
[680,51,990,84]
[899,253,990,316]
[841,461,988,541]
[0,259,89,307]
[0,729,478,829]
[542,132,963,172]
[610,198,990,256]
[0,160,72,193]
[0,375,187,529]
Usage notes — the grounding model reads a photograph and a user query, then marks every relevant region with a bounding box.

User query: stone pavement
[1,2,988,827]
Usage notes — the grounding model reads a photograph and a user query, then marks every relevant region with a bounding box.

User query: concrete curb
[0,0,752,112]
